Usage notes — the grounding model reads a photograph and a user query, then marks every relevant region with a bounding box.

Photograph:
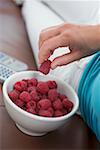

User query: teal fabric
[78,52,100,141]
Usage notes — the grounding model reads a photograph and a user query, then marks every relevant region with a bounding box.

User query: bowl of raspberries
[3,70,79,136]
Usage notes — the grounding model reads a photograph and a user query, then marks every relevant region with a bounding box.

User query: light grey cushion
[42,0,100,24]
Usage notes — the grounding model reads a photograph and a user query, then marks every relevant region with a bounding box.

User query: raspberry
[15,99,24,108]
[35,107,39,114]
[22,79,28,83]
[54,110,63,117]
[37,81,49,94]
[14,81,27,92]
[48,107,54,116]
[59,94,67,101]
[19,91,31,103]
[47,80,57,89]
[48,89,58,102]
[37,99,51,110]
[37,92,43,99]
[39,109,52,117]
[38,60,51,75]
[38,93,47,99]
[42,94,48,99]
[8,90,19,102]
[22,79,28,86]
[26,108,37,115]
[27,78,38,87]
[53,99,63,110]
[22,106,26,111]
[27,86,36,93]
[30,90,40,102]
[26,101,36,109]
[62,108,68,115]
[62,98,73,112]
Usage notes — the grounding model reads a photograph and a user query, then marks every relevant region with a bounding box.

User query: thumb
[51,51,81,69]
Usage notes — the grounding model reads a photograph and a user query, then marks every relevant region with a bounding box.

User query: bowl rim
[3,71,79,122]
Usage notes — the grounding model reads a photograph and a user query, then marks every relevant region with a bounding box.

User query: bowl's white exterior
[3,71,79,136]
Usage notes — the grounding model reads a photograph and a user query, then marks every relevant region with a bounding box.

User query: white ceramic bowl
[3,71,79,136]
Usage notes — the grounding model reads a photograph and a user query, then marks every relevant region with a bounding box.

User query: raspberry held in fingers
[38,60,51,75]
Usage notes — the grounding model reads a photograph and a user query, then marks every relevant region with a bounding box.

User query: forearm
[80,25,100,53]
[93,25,100,50]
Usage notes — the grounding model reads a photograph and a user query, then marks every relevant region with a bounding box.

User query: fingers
[39,25,61,49]
[39,23,71,49]
[38,34,69,64]
[51,51,81,69]
[38,23,76,64]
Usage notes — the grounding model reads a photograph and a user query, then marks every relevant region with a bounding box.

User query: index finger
[39,25,61,49]
[38,34,69,64]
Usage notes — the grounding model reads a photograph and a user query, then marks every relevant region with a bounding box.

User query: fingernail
[51,64,57,70]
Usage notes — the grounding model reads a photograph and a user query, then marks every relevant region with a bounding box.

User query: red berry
[54,110,63,117]
[26,108,37,115]
[39,109,52,117]
[38,60,51,75]
[53,99,63,110]
[62,108,68,115]
[42,94,48,99]
[38,92,43,100]
[48,89,58,102]
[59,94,67,101]
[27,86,36,93]
[37,81,49,94]
[27,78,38,87]
[38,92,48,100]
[22,79,28,83]
[48,107,54,116]
[30,90,40,102]
[35,107,39,114]
[15,99,24,108]
[47,80,57,89]
[8,90,19,101]
[62,98,73,112]
[26,101,36,109]
[19,91,31,102]
[37,99,51,110]
[14,82,21,91]
[14,81,27,92]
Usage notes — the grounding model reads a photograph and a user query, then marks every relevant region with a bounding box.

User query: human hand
[38,23,100,69]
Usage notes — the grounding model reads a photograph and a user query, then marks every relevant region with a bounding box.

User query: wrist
[94,25,100,50]
[90,25,100,50]
[80,25,100,54]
